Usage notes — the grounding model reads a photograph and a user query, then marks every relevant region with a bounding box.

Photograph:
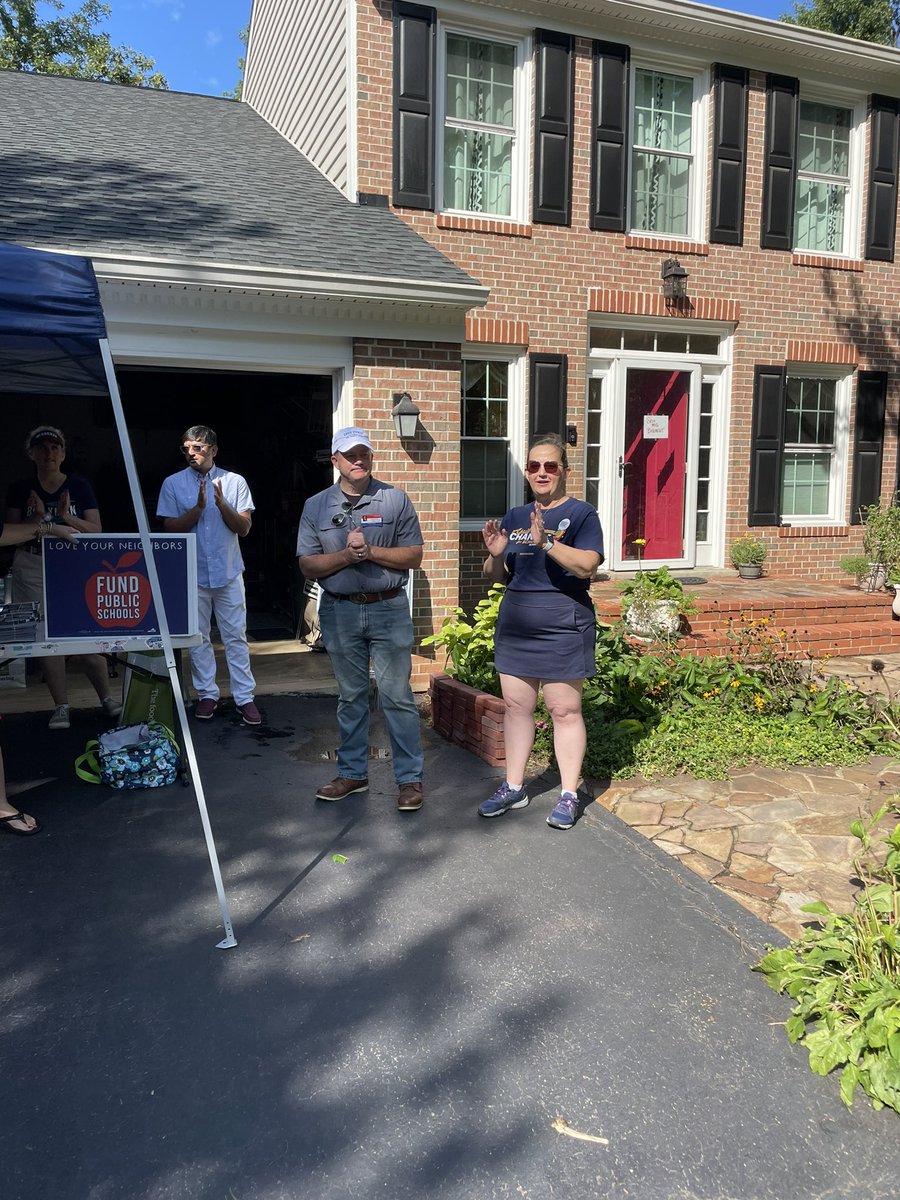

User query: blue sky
[40,0,252,96]
[44,0,793,98]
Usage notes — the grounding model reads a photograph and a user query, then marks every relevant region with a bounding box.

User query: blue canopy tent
[0,241,236,948]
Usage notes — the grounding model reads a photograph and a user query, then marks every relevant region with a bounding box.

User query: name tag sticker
[360,514,384,527]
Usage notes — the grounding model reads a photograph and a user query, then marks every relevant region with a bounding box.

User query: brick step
[595,596,895,629]
[677,621,900,659]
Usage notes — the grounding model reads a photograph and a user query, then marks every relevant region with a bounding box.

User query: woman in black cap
[4,426,122,730]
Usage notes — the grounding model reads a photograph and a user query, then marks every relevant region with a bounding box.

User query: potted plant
[618,559,697,641]
[730,533,768,579]
[859,500,900,591]
[840,553,879,591]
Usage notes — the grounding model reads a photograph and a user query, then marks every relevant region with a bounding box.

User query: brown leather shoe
[397,782,424,811]
[315,777,368,802]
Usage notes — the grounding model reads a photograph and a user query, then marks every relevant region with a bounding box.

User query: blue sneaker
[547,791,578,830]
[478,782,529,818]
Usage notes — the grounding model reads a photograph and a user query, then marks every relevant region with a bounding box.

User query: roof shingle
[0,70,478,290]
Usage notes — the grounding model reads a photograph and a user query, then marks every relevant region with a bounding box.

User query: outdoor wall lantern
[392,391,420,439]
[661,258,689,305]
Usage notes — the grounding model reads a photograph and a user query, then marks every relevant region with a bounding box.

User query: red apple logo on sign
[85,552,152,628]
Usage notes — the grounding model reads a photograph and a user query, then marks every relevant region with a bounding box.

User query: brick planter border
[429,673,506,768]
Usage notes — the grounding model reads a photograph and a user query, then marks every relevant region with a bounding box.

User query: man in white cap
[297,427,425,810]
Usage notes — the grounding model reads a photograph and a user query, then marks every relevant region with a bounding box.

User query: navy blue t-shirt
[6,474,98,555]
[501,498,604,593]
[6,474,97,522]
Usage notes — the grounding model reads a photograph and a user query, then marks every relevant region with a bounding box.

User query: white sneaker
[101,696,123,720]
[48,704,70,730]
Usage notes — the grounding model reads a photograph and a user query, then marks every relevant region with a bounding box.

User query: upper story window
[795,101,854,254]
[631,68,701,237]
[439,29,528,220]
[444,36,514,215]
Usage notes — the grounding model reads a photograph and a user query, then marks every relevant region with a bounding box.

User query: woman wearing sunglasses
[479,434,604,830]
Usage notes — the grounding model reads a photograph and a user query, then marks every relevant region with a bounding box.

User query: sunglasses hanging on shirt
[331,499,356,527]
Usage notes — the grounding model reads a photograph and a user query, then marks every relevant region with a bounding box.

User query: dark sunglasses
[526,460,562,475]
[331,500,355,527]
[182,443,210,455]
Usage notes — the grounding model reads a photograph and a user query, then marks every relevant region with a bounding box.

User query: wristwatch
[542,536,554,551]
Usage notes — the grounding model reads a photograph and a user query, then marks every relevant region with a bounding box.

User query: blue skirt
[494,590,597,681]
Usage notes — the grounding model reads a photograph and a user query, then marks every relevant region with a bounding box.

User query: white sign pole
[98,340,237,949]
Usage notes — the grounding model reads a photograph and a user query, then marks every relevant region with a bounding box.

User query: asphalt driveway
[1,695,897,1200]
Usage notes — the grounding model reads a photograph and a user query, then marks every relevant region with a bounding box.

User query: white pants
[190,576,256,705]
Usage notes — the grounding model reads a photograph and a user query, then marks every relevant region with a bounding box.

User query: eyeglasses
[331,500,355,527]
[526,460,562,475]
[182,443,210,455]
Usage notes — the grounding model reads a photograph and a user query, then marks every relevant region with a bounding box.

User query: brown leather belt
[330,588,403,605]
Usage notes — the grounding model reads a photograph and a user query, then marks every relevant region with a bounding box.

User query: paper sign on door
[643,414,669,439]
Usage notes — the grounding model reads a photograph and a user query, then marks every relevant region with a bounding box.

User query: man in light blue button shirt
[157,425,261,726]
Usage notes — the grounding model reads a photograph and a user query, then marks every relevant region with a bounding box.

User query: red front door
[621,368,690,561]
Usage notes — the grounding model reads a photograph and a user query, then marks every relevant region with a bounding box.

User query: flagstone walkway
[594,758,900,939]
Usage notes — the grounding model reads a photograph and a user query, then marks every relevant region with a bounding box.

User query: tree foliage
[780,0,899,45]
[222,23,247,101]
[0,0,167,87]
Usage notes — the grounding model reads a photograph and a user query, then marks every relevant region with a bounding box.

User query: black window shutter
[760,74,798,250]
[851,371,887,522]
[748,366,785,526]
[529,354,568,442]
[865,95,900,262]
[709,64,748,246]
[589,40,630,232]
[392,2,436,209]
[533,30,575,226]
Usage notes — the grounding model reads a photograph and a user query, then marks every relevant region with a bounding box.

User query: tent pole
[98,340,237,949]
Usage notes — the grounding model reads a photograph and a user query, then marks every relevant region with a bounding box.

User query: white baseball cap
[332,427,374,455]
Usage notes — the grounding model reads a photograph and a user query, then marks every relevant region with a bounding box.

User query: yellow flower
[759,617,770,626]
[633,538,647,546]
[730,680,740,688]
[754,695,765,711]
[809,684,819,693]
[703,690,713,699]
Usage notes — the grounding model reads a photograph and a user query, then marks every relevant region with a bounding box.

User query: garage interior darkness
[2,366,335,640]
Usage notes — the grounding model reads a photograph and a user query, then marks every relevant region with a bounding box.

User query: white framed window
[780,371,851,523]
[438,26,530,220]
[795,97,862,257]
[460,351,524,526]
[629,65,707,239]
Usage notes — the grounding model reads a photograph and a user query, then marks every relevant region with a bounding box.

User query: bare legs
[499,673,586,794]
[42,654,115,706]
[0,746,39,833]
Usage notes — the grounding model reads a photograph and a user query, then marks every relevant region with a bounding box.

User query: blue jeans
[318,593,423,784]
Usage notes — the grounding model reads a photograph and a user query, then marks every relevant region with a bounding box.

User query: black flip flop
[0,810,43,836]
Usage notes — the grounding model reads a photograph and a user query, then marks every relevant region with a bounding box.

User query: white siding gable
[244,0,352,197]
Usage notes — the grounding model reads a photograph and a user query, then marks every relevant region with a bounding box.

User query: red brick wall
[356,2,898,582]
[351,338,462,686]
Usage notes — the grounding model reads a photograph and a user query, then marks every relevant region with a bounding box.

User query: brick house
[0,68,486,686]
[244,0,900,614]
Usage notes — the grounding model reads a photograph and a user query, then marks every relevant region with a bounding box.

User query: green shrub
[754,804,900,1115]
[422,583,504,695]
[426,593,900,779]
